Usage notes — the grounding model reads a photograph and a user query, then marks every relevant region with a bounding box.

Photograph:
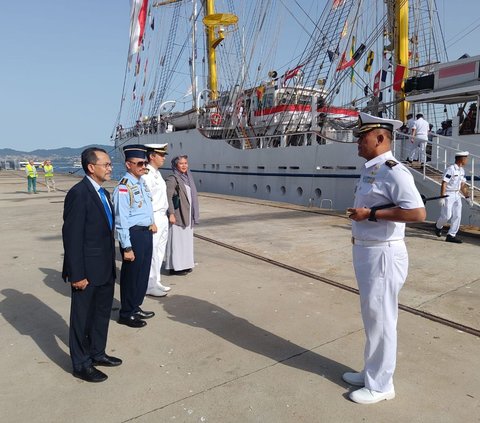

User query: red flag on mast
[393,64,407,92]
[128,0,149,62]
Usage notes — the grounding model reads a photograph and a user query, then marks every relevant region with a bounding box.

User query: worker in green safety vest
[43,160,56,192]
[25,159,38,194]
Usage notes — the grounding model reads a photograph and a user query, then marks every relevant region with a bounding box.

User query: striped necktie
[98,188,113,229]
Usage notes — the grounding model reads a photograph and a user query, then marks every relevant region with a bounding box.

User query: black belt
[130,225,151,231]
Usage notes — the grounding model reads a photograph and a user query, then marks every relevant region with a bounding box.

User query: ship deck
[0,170,479,422]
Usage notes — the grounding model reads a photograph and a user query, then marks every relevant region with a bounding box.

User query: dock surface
[0,171,479,422]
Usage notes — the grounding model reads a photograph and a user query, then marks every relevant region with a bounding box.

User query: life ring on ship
[211,113,222,126]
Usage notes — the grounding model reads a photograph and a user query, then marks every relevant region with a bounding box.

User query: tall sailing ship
[113,0,480,225]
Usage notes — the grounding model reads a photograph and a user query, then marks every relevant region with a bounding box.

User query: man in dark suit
[62,147,122,382]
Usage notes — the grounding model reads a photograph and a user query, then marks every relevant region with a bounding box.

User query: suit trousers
[69,280,115,371]
[436,193,462,236]
[119,228,153,318]
[352,241,408,392]
[147,212,168,292]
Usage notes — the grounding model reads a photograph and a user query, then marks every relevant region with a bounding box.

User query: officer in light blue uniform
[113,145,157,328]
[345,113,426,405]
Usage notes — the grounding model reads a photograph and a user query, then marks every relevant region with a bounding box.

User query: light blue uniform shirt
[113,172,154,248]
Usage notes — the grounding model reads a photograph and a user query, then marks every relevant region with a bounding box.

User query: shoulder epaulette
[385,160,398,168]
[117,178,134,206]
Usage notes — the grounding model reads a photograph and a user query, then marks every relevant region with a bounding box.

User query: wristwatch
[368,208,378,222]
[124,247,133,252]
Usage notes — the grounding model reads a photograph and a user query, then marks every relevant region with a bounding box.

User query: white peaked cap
[354,112,403,136]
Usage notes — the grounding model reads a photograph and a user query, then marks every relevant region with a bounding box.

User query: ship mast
[202,0,238,101]
[204,0,218,100]
[394,0,409,122]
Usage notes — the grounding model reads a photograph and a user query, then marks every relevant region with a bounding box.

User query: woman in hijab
[165,155,199,275]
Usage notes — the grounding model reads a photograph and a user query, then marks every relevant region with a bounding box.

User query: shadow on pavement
[163,295,353,388]
[0,288,71,373]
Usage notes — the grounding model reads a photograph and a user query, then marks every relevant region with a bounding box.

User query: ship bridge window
[297,94,312,105]
[257,166,265,170]
[263,93,274,109]
[336,166,357,170]
[289,166,299,170]
[278,166,287,170]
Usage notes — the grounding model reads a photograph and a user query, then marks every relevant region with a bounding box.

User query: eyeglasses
[94,163,113,169]
[128,160,148,167]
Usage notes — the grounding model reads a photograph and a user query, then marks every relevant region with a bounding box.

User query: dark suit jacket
[62,177,116,286]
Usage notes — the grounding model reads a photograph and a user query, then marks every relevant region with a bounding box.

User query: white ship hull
[118,129,364,210]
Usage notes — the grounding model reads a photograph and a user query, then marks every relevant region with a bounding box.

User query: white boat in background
[113,0,480,225]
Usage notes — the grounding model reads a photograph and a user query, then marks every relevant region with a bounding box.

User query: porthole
[314,188,322,198]
[297,187,303,196]
[266,185,271,193]
[198,179,202,185]
[230,182,234,190]
[253,184,258,193]
[280,186,286,195]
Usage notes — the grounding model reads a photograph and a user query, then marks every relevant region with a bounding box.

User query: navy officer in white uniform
[345,113,426,404]
[113,145,157,328]
[434,151,470,243]
[142,143,171,296]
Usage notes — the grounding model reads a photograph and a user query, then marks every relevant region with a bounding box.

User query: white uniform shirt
[413,117,429,140]
[142,164,168,213]
[442,164,465,192]
[352,151,424,241]
[406,117,415,134]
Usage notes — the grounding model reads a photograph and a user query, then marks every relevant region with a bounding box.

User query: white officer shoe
[158,283,171,292]
[349,387,395,404]
[146,288,167,297]
[342,371,365,386]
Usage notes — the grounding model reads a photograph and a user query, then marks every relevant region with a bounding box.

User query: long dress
[164,185,194,271]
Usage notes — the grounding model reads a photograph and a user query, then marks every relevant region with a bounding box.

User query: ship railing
[393,131,480,205]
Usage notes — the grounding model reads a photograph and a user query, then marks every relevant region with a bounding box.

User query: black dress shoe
[434,227,442,237]
[92,354,123,367]
[73,365,108,383]
[169,269,189,276]
[446,234,462,243]
[134,308,155,319]
[118,315,147,328]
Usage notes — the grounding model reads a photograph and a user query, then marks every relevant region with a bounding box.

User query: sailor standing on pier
[434,151,470,243]
[346,113,426,404]
[142,143,171,297]
[113,145,157,328]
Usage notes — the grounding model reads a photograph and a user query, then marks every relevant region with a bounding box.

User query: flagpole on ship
[191,0,198,110]
[394,0,409,122]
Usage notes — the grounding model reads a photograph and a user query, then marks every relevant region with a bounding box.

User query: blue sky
[1,0,479,151]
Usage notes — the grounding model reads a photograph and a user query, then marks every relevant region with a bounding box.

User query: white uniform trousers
[352,241,408,393]
[436,192,462,237]
[408,138,427,163]
[147,212,168,293]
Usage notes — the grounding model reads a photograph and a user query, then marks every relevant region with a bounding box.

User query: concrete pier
[0,171,479,422]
